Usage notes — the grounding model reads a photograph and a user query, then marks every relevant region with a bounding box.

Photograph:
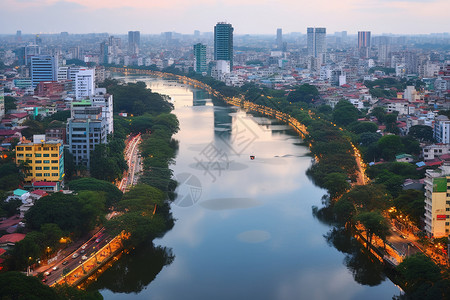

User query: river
[95,76,401,300]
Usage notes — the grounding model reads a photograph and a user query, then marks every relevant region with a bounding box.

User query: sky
[1,0,449,35]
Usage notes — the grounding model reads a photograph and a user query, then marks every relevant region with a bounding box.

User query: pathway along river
[93,77,401,299]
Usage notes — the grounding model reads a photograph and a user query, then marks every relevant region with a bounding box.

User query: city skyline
[1,0,449,35]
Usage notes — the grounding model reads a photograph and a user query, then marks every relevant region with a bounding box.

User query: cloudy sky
[1,0,449,35]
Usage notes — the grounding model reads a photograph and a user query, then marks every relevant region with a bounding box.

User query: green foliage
[332,100,360,126]
[286,84,319,104]
[322,172,350,200]
[340,184,391,213]
[408,125,434,142]
[396,254,446,299]
[394,190,425,227]
[377,135,403,161]
[20,119,44,139]
[359,132,381,146]
[354,211,391,245]
[101,80,173,116]
[0,271,60,300]
[67,177,122,207]
[4,96,17,111]
[348,121,378,134]
[53,284,104,300]
[90,139,127,182]
[105,184,173,246]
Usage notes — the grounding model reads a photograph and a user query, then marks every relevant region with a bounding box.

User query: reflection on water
[91,244,174,294]
[98,77,401,300]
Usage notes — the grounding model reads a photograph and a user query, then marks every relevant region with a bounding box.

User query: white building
[211,60,230,81]
[423,144,450,161]
[434,115,450,144]
[75,69,95,100]
[91,88,114,134]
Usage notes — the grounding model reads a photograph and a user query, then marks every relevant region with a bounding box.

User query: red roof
[0,248,6,256]
[31,190,48,196]
[0,233,26,244]
[33,181,57,187]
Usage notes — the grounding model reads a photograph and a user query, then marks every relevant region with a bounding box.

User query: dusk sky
[1,0,449,35]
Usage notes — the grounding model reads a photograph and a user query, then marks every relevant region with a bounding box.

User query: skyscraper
[358,31,371,49]
[128,31,140,55]
[30,55,58,88]
[307,27,326,58]
[276,28,283,49]
[214,22,234,69]
[358,31,371,58]
[194,43,207,74]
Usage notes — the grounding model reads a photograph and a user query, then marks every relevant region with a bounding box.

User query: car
[52,266,58,271]
[72,253,79,259]
[44,271,51,276]
[62,261,68,265]
[81,245,87,250]
[80,249,86,254]
[400,234,407,239]
[81,255,88,260]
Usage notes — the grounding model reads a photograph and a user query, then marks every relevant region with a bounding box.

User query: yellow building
[15,134,64,188]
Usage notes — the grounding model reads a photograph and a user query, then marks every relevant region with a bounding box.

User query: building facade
[193,43,207,74]
[128,31,140,55]
[75,69,95,100]
[424,164,450,238]
[30,55,58,88]
[307,27,326,59]
[15,135,64,188]
[214,22,234,69]
[434,115,450,144]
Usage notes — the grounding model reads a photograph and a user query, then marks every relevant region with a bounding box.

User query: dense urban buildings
[193,43,206,74]
[307,27,326,59]
[128,30,140,56]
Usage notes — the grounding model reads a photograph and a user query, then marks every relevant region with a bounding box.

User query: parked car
[72,253,79,259]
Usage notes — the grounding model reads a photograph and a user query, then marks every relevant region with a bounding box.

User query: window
[51,160,58,164]
[35,167,42,170]
[17,159,23,163]
[35,160,42,164]
[51,154,58,157]
[446,222,449,226]
[44,173,50,177]
[35,153,42,157]
[43,154,50,157]
[43,147,49,150]
[52,167,58,170]
[17,153,23,157]
[36,173,42,177]
[25,154,32,157]
[17,147,23,151]
[43,160,50,164]
[52,173,58,176]
[25,147,32,151]
[44,167,50,170]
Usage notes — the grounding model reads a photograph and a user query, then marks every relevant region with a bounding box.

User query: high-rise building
[67,103,108,167]
[214,22,234,69]
[30,55,58,88]
[15,134,64,189]
[307,27,326,59]
[193,43,207,74]
[358,31,371,49]
[75,69,95,100]
[276,28,283,50]
[16,30,22,42]
[128,31,140,55]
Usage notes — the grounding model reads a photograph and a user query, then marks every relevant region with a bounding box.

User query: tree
[354,211,390,246]
[377,135,404,161]
[332,100,359,126]
[0,272,60,300]
[348,121,378,134]
[408,125,434,142]
[394,190,425,227]
[396,254,445,299]
[4,96,17,111]
[67,177,122,207]
[25,193,84,233]
[370,106,386,123]
[340,184,391,213]
[286,84,319,104]
[359,132,381,146]
[322,172,351,200]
